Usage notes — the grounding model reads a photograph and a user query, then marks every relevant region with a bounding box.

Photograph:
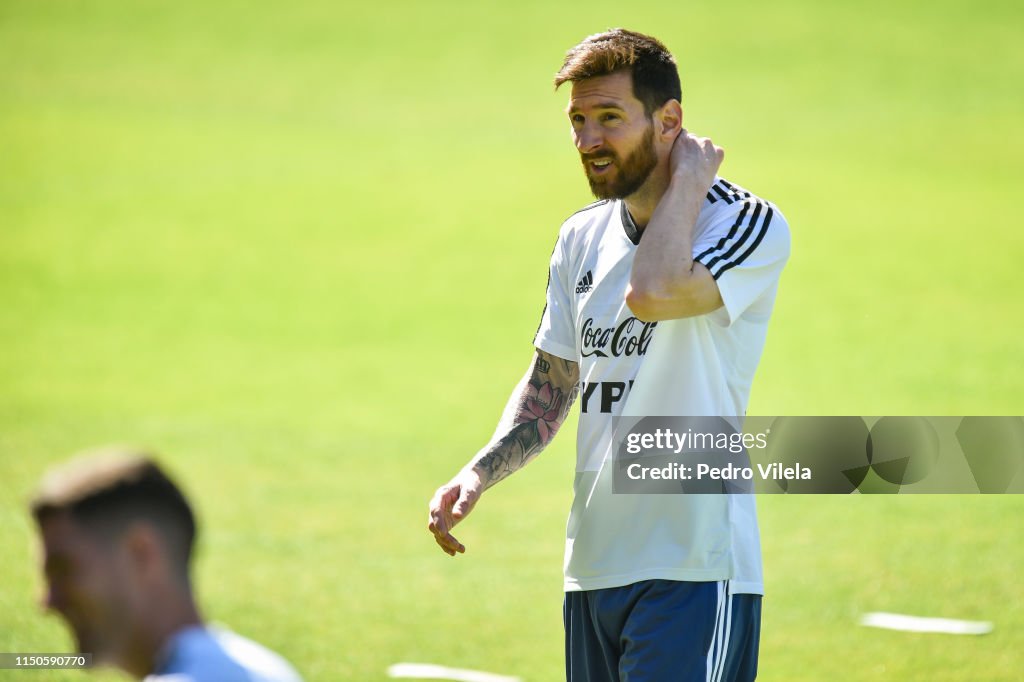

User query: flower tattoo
[522,381,565,444]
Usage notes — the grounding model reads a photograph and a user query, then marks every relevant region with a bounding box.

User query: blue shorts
[564,580,760,682]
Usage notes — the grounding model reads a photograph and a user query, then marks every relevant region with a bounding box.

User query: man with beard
[429,29,789,681]
[31,448,303,682]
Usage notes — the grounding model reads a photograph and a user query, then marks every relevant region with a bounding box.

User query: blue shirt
[147,625,302,682]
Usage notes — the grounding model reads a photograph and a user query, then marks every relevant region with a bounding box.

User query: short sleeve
[532,232,577,361]
[693,199,791,325]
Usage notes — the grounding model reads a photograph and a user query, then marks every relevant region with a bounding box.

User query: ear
[655,99,683,141]
[122,522,165,580]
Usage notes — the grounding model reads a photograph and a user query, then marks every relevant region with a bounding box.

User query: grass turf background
[1,1,1022,680]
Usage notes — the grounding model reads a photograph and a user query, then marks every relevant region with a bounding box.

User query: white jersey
[533,178,790,594]
[146,625,303,682]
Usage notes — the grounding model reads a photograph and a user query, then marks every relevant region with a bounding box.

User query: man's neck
[123,588,202,679]
[623,161,672,231]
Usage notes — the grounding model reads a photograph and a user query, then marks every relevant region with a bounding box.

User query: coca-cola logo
[581,317,657,358]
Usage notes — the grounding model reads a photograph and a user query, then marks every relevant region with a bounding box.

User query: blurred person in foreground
[429,29,789,681]
[31,447,303,682]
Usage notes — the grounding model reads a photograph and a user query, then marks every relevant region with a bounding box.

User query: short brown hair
[554,29,682,116]
[31,448,197,573]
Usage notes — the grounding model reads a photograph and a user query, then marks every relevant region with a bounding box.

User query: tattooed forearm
[536,355,550,373]
[472,350,579,489]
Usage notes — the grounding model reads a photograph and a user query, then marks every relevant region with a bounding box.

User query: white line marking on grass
[860,612,993,635]
[387,663,521,682]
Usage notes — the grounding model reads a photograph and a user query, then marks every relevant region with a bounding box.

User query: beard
[581,124,658,200]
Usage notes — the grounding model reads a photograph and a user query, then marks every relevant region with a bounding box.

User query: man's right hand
[427,350,577,557]
[427,468,484,556]
[669,129,724,196]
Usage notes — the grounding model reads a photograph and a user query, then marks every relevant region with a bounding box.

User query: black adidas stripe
[707,183,733,204]
[699,201,764,275]
[714,206,773,278]
[695,199,773,280]
[695,201,752,263]
[702,202,764,272]
[705,179,751,205]
[720,179,751,201]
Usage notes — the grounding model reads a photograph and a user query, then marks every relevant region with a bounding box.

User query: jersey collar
[619,201,642,246]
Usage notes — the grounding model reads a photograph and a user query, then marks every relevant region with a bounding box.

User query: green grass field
[2,1,1022,680]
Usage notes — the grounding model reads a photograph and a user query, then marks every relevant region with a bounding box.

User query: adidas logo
[576,270,594,295]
